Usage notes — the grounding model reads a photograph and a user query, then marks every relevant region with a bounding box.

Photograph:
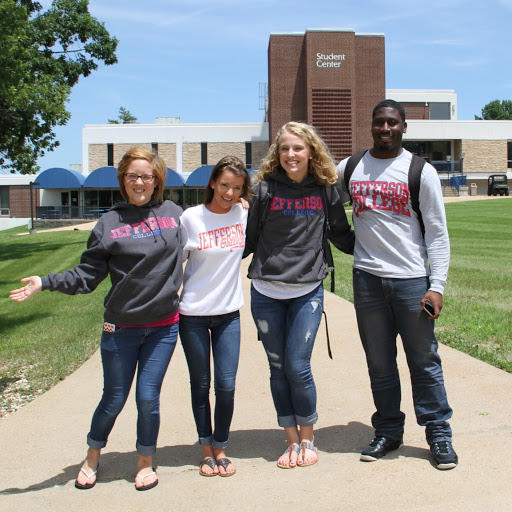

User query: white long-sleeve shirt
[337,149,450,294]
[179,203,248,316]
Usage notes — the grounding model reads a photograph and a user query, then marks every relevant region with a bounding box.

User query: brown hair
[254,122,337,186]
[203,155,253,204]
[116,146,167,202]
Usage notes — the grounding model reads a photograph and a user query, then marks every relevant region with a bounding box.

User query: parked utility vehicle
[487,174,509,196]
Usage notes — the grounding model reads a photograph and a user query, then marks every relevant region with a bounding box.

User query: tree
[0,0,118,174]
[108,107,138,124]
[475,100,512,120]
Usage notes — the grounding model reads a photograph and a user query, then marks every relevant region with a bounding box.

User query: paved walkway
[2,195,512,511]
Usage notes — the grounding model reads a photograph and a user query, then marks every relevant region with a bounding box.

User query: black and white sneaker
[430,441,458,470]
[360,436,403,462]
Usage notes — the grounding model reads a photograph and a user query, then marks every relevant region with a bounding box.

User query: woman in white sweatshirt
[179,156,252,477]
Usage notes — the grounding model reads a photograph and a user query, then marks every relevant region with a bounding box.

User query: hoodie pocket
[260,246,318,282]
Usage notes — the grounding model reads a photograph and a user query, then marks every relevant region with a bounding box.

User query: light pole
[29,181,40,234]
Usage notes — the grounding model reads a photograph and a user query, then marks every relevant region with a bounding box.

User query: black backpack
[343,150,426,237]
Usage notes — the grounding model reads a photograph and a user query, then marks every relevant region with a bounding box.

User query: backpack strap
[248,179,273,275]
[320,186,335,294]
[321,185,334,359]
[343,150,367,201]
[257,179,273,232]
[408,154,426,238]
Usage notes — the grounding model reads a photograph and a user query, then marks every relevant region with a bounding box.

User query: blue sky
[33,0,512,171]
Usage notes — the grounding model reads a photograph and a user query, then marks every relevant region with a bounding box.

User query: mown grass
[1,198,511,415]
[332,198,512,373]
[1,228,107,413]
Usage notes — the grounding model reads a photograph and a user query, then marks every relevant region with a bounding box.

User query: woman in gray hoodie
[245,122,354,469]
[10,146,183,491]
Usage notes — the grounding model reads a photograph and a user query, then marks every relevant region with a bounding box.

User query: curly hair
[116,146,167,202]
[254,122,337,186]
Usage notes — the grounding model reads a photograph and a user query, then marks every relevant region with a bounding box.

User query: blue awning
[35,168,85,189]
[166,168,185,187]
[84,167,118,188]
[186,165,214,187]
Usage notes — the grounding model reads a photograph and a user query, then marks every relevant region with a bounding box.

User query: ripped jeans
[250,284,323,428]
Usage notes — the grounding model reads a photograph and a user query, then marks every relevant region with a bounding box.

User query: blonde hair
[117,146,167,202]
[254,122,337,185]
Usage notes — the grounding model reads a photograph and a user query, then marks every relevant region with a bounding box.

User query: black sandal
[216,457,236,477]
[199,457,218,477]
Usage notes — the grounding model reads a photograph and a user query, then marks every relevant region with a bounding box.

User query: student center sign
[316,52,346,68]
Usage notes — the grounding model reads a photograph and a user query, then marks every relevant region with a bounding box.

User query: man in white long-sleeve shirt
[337,99,458,470]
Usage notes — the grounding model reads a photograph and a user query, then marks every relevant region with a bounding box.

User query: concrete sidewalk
[1,258,511,511]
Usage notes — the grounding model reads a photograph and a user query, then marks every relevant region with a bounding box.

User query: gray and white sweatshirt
[337,149,450,294]
[41,199,183,325]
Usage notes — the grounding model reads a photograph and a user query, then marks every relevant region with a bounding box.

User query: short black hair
[372,99,406,122]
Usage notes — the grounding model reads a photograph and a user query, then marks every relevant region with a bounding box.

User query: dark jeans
[353,269,453,444]
[88,323,178,456]
[179,311,240,449]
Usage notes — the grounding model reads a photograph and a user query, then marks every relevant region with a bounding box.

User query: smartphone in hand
[423,301,435,318]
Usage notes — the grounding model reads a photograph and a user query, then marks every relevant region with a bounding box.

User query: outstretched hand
[9,276,42,302]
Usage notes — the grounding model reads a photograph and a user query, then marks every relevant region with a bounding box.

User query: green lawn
[1,228,107,414]
[332,198,512,373]
[1,198,511,416]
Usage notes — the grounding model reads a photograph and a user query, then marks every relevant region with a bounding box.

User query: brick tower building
[268,28,385,162]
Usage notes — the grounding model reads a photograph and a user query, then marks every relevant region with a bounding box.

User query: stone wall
[251,141,270,168]
[207,142,246,166]
[89,140,272,174]
[183,143,201,173]
[113,143,151,168]
[462,140,507,174]
[158,143,177,170]
[89,144,108,171]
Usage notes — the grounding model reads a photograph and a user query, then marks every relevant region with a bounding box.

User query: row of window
[106,142,254,169]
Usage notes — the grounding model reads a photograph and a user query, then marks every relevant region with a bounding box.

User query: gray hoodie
[245,168,354,284]
[41,199,183,325]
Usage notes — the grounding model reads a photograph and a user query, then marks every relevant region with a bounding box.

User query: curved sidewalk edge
[1,258,511,511]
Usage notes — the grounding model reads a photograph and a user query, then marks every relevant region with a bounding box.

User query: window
[201,143,208,165]
[402,141,451,162]
[0,187,9,208]
[245,142,252,168]
[0,186,9,215]
[151,143,158,154]
[99,190,113,208]
[184,188,203,208]
[429,103,451,120]
[508,142,512,168]
[84,190,123,216]
[164,188,183,206]
[107,144,114,166]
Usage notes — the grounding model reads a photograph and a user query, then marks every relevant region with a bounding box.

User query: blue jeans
[353,269,453,444]
[250,284,323,428]
[87,323,178,456]
[179,311,240,449]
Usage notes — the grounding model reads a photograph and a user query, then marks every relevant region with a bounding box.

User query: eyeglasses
[124,173,155,183]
